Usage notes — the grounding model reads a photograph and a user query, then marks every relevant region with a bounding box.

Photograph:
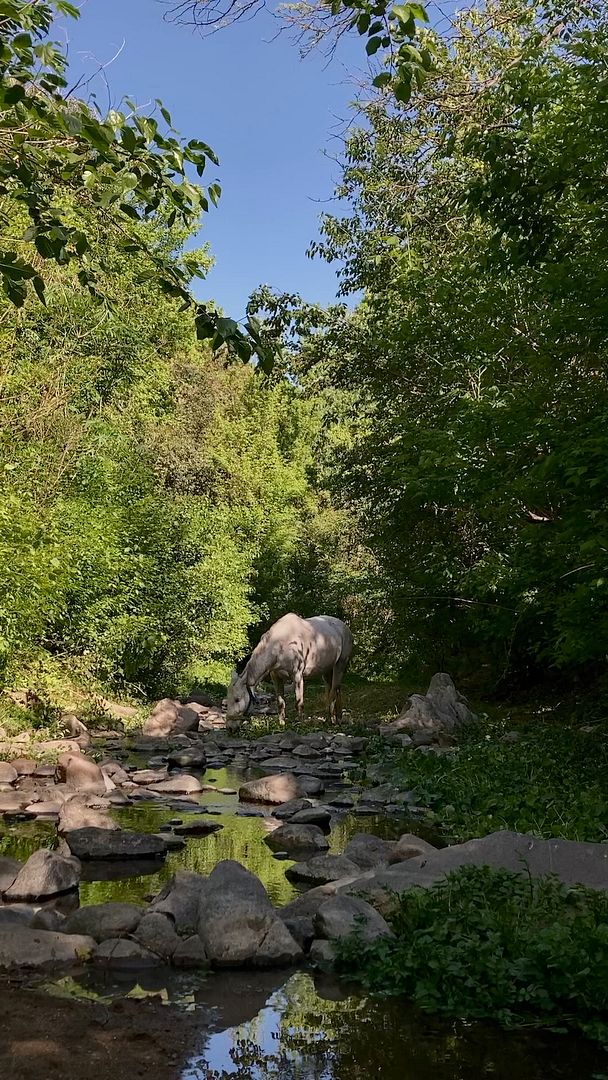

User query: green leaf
[366,36,383,55]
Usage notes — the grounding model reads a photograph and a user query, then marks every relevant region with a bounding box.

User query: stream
[1,754,606,1079]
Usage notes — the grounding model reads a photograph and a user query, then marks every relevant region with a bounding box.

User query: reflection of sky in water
[182,975,336,1080]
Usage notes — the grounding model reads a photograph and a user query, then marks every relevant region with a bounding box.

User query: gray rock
[62,827,167,861]
[0,927,95,969]
[149,870,206,934]
[25,800,61,818]
[315,895,393,944]
[172,934,209,968]
[57,752,106,794]
[309,938,336,971]
[0,855,22,893]
[272,798,314,820]
[0,762,18,784]
[286,854,361,886]
[198,860,302,968]
[298,776,325,797]
[93,938,161,968]
[155,833,186,851]
[173,820,223,837]
[148,774,202,795]
[380,672,476,738]
[0,906,35,928]
[329,794,354,808]
[343,833,396,870]
[259,756,301,771]
[388,834,438,864]
[289,806,332,828]
[63,902,144,941]
[134,912,180,959]
[131,769,167,785]
[414,830,608,890]
[283,916,314,951]
[4,849,80,901]
[143,698,200,738]
[30,909,66,932]
[239,774,309,805]
[58,797,118,834]
[265,824,329,855]
[167,746,207,769]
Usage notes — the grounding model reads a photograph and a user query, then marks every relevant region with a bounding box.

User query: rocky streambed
[1,712,607,1079]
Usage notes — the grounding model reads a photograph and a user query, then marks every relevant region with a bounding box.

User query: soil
[0,983,199,1080]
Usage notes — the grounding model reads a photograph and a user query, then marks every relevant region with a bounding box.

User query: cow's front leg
[271,672,286,727]
[294,670,305,722]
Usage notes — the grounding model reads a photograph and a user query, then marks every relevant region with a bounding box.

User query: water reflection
[183,972,608,1080]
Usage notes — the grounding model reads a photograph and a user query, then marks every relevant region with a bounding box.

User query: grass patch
[385,714,608,843]
[239,680,406,739]
[336,865,608,1044]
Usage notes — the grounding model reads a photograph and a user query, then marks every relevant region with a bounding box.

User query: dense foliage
[276,0,608,687]
[336,865,608,1042]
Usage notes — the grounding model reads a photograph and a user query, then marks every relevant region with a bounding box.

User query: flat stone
[57,752,106,794]
[173,820,223,837]
[286,854,361,886]
[64,901,144,940]
[259,756,301,771]
[25,800,61,817]
[58,797,118,834]
[0,792,32,814]
[10,759,37,775]
[272,798,314,820]
[131,769,168,785]
[148,775,202,795]
[289,806,332,828]
[4,849,80,901]
[0,928,95,969]
[62,827,167,861]
[167,746,207,769]
[239,774,309,805]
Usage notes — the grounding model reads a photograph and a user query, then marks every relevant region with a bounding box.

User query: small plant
[336,865,608,1043]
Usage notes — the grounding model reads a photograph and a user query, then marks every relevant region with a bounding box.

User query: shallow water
[3,757,607,1078]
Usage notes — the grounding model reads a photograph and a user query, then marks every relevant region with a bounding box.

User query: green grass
[382,711,608,843]
[336,865,608,1044]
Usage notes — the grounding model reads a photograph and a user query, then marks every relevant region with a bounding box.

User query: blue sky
[62,0,367,317]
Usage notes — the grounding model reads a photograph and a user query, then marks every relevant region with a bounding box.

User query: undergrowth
[384,715,608,843]
[336,865,608,1045]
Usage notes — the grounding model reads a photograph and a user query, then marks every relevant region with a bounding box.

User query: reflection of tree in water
[189,973,608,1080]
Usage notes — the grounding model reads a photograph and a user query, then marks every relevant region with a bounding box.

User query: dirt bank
[0,984,198,1080]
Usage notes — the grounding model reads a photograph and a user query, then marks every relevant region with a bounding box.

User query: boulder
[0,905,35,928]
[259,756,301,771]
[148,775,203,795]
[380,673,476,739]
[315,895,393,944]
[4,849,80,901]
[62,827,167,861]
[101,761,131,786]
[388,834,438,864]
[134,912,180,959]
[298,776,325,796]
[57,752,106,794]
[282,916,315,951]
[198,860,302,968]
[93,938,161,968]
[63,902,144,941]
[286,854,361,886]
[149,870,206,934]
[239,774,309,805]
[413,830,608,890]
[0,855,22,893]
[58,797,118,834]
[0,762,17,784]
[172,934,209,968]
[131,769,168,785]
[343,833,396,870]
[142,698,200,738]
[264,824,329,855]
[0,927,95,969]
